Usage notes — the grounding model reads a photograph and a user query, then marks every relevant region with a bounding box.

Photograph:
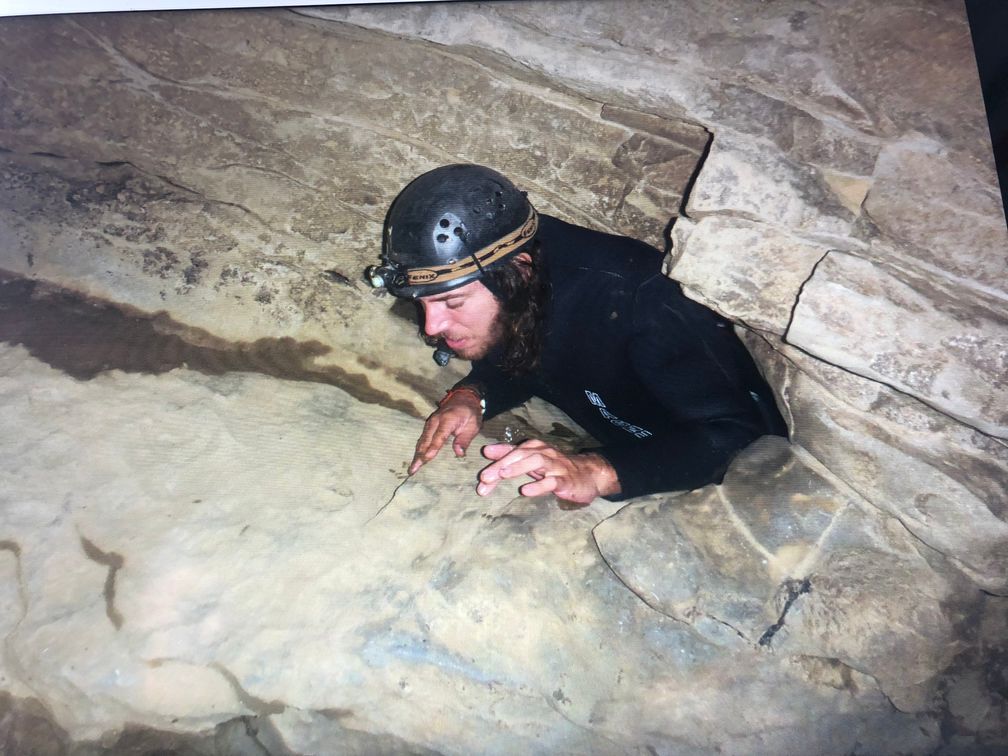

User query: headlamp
[364,263,406,290]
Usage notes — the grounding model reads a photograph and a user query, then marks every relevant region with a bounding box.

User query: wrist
[440,386,485,416]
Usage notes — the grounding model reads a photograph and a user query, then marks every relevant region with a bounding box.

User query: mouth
[444,337,468,351]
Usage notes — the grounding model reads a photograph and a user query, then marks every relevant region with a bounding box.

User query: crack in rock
[781,251,1005,443]
[79,536,124,630]
[758,576,812,647]
[365,474,412,524]
[693,610,750,643]
[784,248,833,337]
[210,662,287,717]
[115,159,276,231]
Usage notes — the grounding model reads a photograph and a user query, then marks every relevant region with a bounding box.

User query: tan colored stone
[0,10,703,421]
[745,331,1008,592]
[669,215,829,333]
[773,543,961,712]
[594,435,965,711]
[685,131,855,239]
[821,170,871,215]
[863,137,1008,289]
[1,344,942,753]
[787,250,1008,438]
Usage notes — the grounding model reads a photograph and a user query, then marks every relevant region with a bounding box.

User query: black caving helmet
[366,164,538,299]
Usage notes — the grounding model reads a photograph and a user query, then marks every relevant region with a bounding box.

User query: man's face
[418,280,503,361]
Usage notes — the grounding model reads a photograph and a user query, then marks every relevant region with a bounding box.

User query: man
[366,164,786,505]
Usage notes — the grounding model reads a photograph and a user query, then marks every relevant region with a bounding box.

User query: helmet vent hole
[453,226,464,238]
[439,218,450,228]
[436,234,449,243]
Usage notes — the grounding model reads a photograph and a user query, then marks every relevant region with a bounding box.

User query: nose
[423,302,449,337]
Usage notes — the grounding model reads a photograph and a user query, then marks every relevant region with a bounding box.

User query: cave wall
[308,0,1008,591]
[0,1,1006,753]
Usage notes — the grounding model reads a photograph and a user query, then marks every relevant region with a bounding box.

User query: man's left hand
[476,439,621,505]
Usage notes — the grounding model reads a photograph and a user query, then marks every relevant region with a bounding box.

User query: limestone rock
[595,436,971,712]
[0,10,710,422]
[685,131,855,240]
[787,251,1008,438]
[863,136,1008,289]
[745,331,1008,592]
[669,215,830,333]
[306,1,988,155]
[1,343,947,753]
[770,542,960,713]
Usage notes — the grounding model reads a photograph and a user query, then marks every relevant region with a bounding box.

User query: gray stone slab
[746,331,1008,592]
[685,131,855,240]
[863,136,1008,289]
[594,437,847,645]
[669,215,830,333]
[787,250,1008,439]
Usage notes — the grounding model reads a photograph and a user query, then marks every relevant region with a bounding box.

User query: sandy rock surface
[0,1,1006,753]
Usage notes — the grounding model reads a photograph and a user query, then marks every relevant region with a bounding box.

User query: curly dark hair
[481,241,548,374]
[419,242,548,375]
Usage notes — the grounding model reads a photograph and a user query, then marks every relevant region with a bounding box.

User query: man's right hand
[409,388,484,475]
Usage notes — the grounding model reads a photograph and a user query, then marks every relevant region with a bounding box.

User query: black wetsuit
[458,214,787,501]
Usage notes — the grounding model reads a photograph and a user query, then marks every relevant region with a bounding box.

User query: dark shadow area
[0,271,425,418]
[0,690,443,756]
[966,0,1008,226]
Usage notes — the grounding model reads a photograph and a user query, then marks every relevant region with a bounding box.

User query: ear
[514,251,533,265]
[513,251,534,279]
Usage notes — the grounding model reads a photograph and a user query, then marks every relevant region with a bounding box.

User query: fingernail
[477,483,489,496]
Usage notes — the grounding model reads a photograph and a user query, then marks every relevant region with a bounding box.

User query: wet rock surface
[1,2,1006,754]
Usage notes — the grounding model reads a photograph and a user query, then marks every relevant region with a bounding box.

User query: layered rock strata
[0,2,1005,753]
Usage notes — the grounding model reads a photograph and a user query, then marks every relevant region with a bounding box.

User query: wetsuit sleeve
[454,360,533,420]
[592,275,764,501]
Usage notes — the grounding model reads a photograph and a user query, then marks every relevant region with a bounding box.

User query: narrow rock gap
[694,610,750,643]
[783,249,832,339]
[674,127,714,222]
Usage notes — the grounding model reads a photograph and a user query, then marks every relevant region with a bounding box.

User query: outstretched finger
[410,420,449,473]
